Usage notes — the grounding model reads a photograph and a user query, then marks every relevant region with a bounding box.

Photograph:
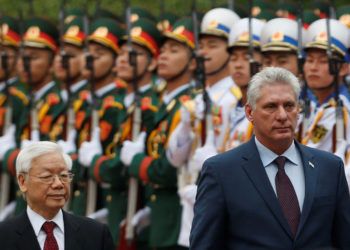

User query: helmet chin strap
[205,55,230,76]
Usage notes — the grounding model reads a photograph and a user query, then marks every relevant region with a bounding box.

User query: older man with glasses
[0,141,115,250]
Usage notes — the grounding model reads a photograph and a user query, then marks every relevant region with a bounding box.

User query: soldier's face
[87,43,115,81]
[199,35,230,75]
[116,43,155,82]
[53,44,84,83]
[18,47,54,89]
[157,39,193,80]
[229,47,262,88]
[17,152,70,219]
[0,46,18,81]
[303,49,348,93]
[262,52,298,76]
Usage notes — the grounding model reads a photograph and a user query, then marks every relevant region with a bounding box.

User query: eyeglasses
[22,172,74,184]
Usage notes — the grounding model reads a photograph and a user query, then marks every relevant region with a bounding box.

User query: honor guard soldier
[1,17,67,215]
[302,19,350,154]
[76,16,125,234]
[0,16,29,218]
[196,8,241,153]
[226,17,265,150]
[54,16,92,216]
[80,17,162,246]
[120,17,197,250]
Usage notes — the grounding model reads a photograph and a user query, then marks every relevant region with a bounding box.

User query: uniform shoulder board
[9,87,29,105]
[230,86,242,100]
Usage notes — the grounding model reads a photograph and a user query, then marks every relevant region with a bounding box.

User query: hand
[131,206,151,235]
[120,132,146,166]
[57,130,77,154]
[0,125,16,160]
[166,122,194,168]
[78,127,102,167]
[178,184,197,205]
[194,95,205,120]
[21,129,40,149]
[189,130,217,173]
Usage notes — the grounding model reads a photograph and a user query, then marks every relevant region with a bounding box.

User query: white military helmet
[200,8,240,39]
[228,17,265,49]
[260,18,304,53]
[304,19,350,57]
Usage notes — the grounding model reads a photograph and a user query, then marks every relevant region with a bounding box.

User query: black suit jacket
[190,138,350,250]
[0,210,115,250]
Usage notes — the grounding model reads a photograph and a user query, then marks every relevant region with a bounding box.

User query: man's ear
[17,174,28,193]
[245,104,254,123]
[339,62,349,78]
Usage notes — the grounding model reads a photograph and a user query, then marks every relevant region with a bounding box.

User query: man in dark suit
[190,67,350,249]
[0,141,114,250]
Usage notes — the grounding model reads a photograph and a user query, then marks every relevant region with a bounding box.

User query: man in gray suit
[0,141,114,250]
[190,67,350,249]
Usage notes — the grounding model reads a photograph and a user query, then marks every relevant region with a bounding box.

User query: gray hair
[16,141,72,175]
[247,67,301,109]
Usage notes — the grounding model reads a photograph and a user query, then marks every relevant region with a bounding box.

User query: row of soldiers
[1,1,350,249]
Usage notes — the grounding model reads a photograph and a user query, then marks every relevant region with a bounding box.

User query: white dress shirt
[26,206,65,250]
[255,137,305,211]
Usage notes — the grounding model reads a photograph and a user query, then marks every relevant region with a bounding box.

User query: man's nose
[276,106,288,120]
[51,175,64,187]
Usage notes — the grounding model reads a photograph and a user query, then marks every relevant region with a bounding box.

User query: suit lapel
[295,143,318,239]
[63,211,81,250]
[15,212,41,250]
[241,138,293,239]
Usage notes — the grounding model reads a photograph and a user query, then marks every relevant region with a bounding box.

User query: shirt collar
[255,137,298,167]
[95,82,115,97]
[206,76,233,94]
[70,79,88,93]
[26,206,64,236]
[163,83,190,104]
[34,81,55,102]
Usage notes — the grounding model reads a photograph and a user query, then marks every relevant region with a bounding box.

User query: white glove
[78,127,102,167]
[131,206,151,235]
[21,129,40,149]
[0,125,16,160]
[178,184,197,206]
[345,162,350,191]
[334,139,348,164]
[194,95,205,120]
[189,130,217,173]
[57,130,77,154]
[120,132,146,166]
[166,122,194,168]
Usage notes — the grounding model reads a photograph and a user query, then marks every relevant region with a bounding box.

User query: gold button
[150,194,156,202]
[74,190,80,197]
[106,195,112,202]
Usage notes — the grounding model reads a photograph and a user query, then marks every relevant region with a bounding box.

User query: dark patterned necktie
[42,221,59,250]
[275,156,300,237]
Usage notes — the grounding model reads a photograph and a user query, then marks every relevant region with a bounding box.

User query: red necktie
[42,221,59,250]
[275,156,300,237]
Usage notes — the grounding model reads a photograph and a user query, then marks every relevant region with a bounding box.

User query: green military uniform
[125,18,196,249]
[3,17,66,214]
[76,15,126,228]
[0,16,29,213]
[90,18,163,246]
[56,16,93,216]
